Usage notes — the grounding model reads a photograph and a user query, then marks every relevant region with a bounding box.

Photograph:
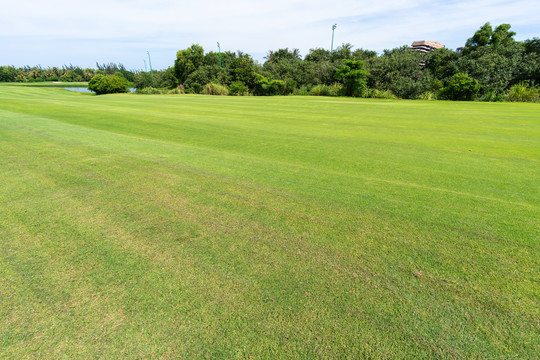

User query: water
[59,87,136,93]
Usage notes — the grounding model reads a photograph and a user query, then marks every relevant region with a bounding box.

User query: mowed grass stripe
[1,86,539,358]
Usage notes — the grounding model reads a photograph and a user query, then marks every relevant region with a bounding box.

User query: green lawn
[0,86,538,359]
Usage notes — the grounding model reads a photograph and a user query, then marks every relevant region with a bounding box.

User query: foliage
[229,81,249,96]
[229,52,256,88]
[335,59,368,96]
[523,38,540,54]
[135,87,162,95]
[88,74,130,95]
[331,43,354,61]
[417,91,437,100]
[166,32,537,99]
[304,48,331,62]
[174,44,205,85]
[201,83,229,96]
[0,64,132,83]
[466,22,494,47]
[366,47,432,98]
[465,22,516,48]
[185,65,219,89]
[2,22,538,101]
[0,66,17,82]
[167,87,185,95]
[505,83,539,102]
[438,73,480,101]
[362,88,398,99]
[265,48,301,63]
[190,82,202,94]
[310,83,342,96]
[477,91,506,102]
[252,73,295,96]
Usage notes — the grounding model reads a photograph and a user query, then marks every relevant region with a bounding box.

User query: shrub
[88,74,130,95]
[478,91,506,102]
[167,88,185,95]
[135,87,162,95]
[438,73,480,101]
[363,88,398,99]
[310,84,342,97]
[229,81,249,96]
[190,82,202,94]
[295,86,311,95]
[202,83,229,95]
[335,59,368,97]
[505,83,539,102]
[417,91,437,100]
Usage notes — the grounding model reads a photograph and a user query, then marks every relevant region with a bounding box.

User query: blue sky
[1,0,539,70]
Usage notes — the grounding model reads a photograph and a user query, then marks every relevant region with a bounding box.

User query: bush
[202,83,229,95]
[438,73,480,101]
[229,81,249,96]
[190,82,202,94]
[310,84,342,96]
[505,83,539,102]
[363,88,398,99]
[167,88,185,95]
[88,74,130,95]
[478,91,506,102]
[135,87,162,95]
[295,86,312,95]
[335,59,368,97]
[133,72,153,89]
[417,91,437,100]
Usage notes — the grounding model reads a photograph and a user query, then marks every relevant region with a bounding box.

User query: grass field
[0,86,538,359]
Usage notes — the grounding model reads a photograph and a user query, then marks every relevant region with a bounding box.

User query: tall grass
[506,82,539,102]
[202,83,229,95]
[310,83,342,96]
[363,88,398,99]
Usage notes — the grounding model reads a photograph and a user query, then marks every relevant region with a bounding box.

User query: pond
[58,87,136,94]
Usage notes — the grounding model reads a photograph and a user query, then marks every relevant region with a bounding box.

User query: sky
[1,0,539,70]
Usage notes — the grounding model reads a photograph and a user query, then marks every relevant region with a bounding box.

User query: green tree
[352,49,377,61]
[265,48,301,63]
[465,23,515,48]
[466,22,493,47]
[332,43,354,61]
[88,74,130,95]
[305,48,331,62]
[366,47,432,99]
[174,44,205,85]
[438,73,480,101]
[0,66,17,82]
[490,24,516,48]
[334,59,368,96]
[229,52,256,88]
[523,38,540,54]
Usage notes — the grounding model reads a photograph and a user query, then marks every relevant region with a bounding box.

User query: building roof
[411,41,445,52]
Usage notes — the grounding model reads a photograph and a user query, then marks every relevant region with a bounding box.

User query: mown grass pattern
[0,87,538,359]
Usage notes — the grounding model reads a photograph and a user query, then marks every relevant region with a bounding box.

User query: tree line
[0,63,135,83]
[158,23,539,101]
[1,23,539,101]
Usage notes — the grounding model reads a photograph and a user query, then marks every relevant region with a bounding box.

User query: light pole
[147,51,154,86]
[217,42,221,69]
[144,59,147,72]
[331,24,337,53]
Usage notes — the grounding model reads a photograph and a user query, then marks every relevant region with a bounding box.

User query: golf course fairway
[0,85,538,358]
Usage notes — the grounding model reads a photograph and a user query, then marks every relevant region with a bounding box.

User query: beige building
[411,41,445,52]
